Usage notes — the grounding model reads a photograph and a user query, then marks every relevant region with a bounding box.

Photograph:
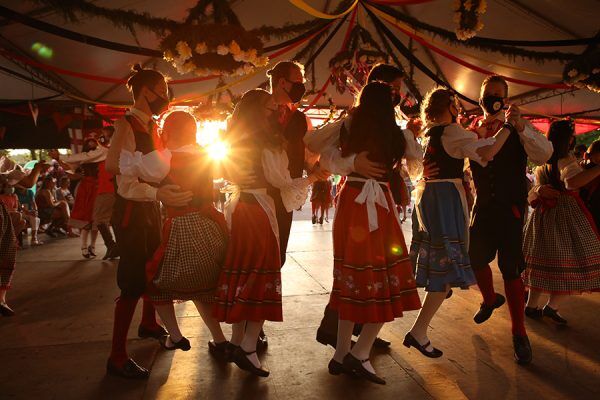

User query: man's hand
[156,185,193,207]
[423,161,439,179]
[354,151,386,179]
[537,184,560,200]
[506,104,525,132]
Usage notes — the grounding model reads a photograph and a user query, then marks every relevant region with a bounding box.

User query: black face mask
[481,95,505,115]
[284,80,306,103]
[146,89,170,116]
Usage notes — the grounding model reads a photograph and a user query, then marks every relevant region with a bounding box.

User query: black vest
[471,127,528,206]
[283,110,308,179]
[423,125,464,180]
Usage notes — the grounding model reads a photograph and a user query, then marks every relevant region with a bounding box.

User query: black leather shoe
[257,330,268,348]
[473,293,506,324]
[525,307,543,320]
[316,328,357,349]
[106,358,149,379]
[208,340,229,359]
[403,332,443,358]
[159,335,191,351]
[513,335,532,365]
[232,347,270,377]
[138,325,168,339]
[373,337,391,348]
[225,343,239,362]
[103,244,120,260]
[0,302,15,317]
[312,216,317,224]
[342,354,386,385]
[542,306,568,325]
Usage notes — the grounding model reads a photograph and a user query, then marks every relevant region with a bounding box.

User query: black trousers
[112,199,161,298]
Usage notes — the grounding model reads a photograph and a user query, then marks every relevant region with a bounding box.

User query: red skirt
[70,176,98,228]
[329,184,421,323]
[213,198,282,323]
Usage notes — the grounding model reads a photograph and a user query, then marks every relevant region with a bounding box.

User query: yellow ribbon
[288,0,359,19]
[369,5,563,79]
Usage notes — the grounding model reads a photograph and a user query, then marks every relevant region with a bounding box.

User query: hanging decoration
[329,25,389,95]
[453,0,487,40]
[160,0,267,77]
[563,45,600,93]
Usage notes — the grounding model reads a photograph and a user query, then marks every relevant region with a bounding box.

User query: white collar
[128,107,152,125]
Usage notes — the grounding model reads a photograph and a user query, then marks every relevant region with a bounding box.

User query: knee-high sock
[526,289,544,309]
[352,322,384,360]
[193,301,226,343]
[547,294,568,311]
[140,297,159,329]
[474,265,497,306]
[231,322,245,346]
[333,319,354,363]
[504,278,526,336]
[154,302,182,342]
[109,296,139,366]
[409,290,449,348]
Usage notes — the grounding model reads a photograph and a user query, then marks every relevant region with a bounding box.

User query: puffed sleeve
[440,123,496,167]
[558,155,583,190]
[118,149,172,183]
[519,120,554,166]
[402,128,424,180]
[262,148,311,212]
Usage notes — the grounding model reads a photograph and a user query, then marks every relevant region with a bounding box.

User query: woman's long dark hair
[543,119,576,189]
[345,81,405,165]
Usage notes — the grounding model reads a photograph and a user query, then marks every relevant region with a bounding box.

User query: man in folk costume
[468,75,553,365]
[104,65,193,379]
[305,64,423,349]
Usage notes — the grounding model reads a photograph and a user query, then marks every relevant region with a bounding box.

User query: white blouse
[118,144,200,183]
[558,155,583,190]
[425,123,495,168]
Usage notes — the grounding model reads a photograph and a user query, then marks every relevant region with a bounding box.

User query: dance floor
[1,207,599,400]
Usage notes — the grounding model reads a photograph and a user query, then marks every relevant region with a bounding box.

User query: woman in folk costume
[213,89,325,377]
[523,120,600,325]
[407,88,512,358]
[119,111,229,353]
[328,81,422,385]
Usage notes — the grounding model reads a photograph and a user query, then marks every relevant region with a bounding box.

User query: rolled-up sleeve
[119,149,171,183]
[262,148,311,212]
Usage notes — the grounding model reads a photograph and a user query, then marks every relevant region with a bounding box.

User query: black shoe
[82,247,91,259]
[513,335,532,365]
[0,302,15,317]
[342,354,386,385]
[373,337,391,348]
[473,293,506,324]
[159,335,191,351]
[103,244,119,260]
[88,246,97,258]
[525,307,543,320]
[232,347,270,377]
[225,343,239,363]
[542,306,568,325]
[106,358,149,380]
[328,358,356,376]
[208,340,230,359]
[138,325,168,339]
[319,217,324,225]
[403,332,443,358]
[312,216,317,224]
[257,330,268,348]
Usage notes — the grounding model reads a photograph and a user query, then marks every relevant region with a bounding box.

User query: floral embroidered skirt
[523,193,600,294]
[0,202,17,290]
[329,184,421,324]
[410,182,476,292]
[70,176,98,229]
[213,198,282,323]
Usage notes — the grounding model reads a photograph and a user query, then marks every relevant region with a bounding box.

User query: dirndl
[69,176,98,228]
[213,197,282,323]
[410,182,476,292]
[523,192,600,294]
[146,208,228,303]
[0,202,17,289]
[329,183,421,323]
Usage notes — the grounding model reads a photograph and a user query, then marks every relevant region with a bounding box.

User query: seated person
[55,176,75,209]
[35,177,72,237]
[15,186,42,245]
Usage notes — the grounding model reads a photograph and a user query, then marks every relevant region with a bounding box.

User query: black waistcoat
[424,125,464,180]
[283,110,308,179]
[471,127,528,207]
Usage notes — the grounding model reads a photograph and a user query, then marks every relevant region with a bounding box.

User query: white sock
[333,319,354,363]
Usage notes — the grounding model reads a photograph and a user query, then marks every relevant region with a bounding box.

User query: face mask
[146,89,170,116]
[481,95,505,115]
[284,80,306,103]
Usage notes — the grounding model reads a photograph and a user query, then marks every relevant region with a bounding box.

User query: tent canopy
[0,0,598,124]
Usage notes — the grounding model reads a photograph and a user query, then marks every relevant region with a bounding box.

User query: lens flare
[31,42,53,59]
[207,140,229,161]
[391,245,403,256]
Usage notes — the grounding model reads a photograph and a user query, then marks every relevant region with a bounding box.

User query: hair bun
[131,63,143,73]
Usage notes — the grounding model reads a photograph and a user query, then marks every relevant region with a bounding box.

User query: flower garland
[453,0,487,40]
[563,46,600,93]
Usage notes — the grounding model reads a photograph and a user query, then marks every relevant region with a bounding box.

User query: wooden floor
[1,209,599,400]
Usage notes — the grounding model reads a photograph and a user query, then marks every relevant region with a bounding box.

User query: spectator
[15,186,42,245]
[35,176,73,237]
[56,176,75,209]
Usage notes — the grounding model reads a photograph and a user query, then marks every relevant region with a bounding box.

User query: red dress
[70,163,99,228]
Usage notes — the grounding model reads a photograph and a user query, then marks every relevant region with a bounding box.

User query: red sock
[109,296,139,366]
[474,265,497,306]
[140,297,159,329]
[504,278,527,337]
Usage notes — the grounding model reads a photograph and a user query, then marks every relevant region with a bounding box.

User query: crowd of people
[0,59,598,385]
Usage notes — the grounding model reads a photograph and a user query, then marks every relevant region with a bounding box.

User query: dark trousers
[273,194,293,267]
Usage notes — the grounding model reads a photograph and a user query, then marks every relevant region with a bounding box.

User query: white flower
[195,42,208,55]
[175,41,192,60]
[217,45,229,55]
[163,50,174,62]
